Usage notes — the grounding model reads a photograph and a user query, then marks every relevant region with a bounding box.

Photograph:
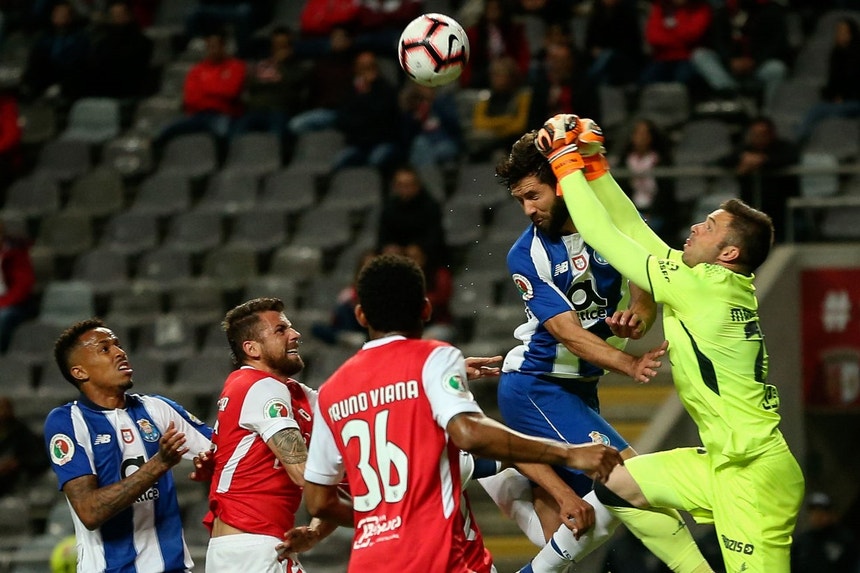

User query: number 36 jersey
[305,336,491,573]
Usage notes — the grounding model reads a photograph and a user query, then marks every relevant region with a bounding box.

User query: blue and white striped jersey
[502,225,630,379]
[44,393,212,573]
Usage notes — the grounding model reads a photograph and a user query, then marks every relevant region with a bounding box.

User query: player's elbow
[447,413,487,454]
[304,483,337,520]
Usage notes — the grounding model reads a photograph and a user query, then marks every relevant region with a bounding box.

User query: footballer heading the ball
[398,13,470,87]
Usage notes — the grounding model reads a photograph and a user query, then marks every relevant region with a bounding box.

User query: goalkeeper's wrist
[582,154,609,181]
[548,148,584,181]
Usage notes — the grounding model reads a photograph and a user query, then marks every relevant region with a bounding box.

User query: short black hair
[54,318,106,386]
[495,131,556,191]
[223,298,284,366]
[720,198,774,273]
[356,254,425,333]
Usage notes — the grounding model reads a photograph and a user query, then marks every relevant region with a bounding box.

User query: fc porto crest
[588,431,610,446]
[137,419,161,442]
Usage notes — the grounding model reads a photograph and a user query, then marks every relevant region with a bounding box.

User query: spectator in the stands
[399,82,462,173]
[0,86,22,192]
[528,39,600,129]
[791,491,860,573]
[468,55,532,161]
[20,1,89,103]
[377,165,448,270]
[0,220,35,354]
[0,395,48,497]
[691,0,790,108]
[585,0,644,86]
[460,0,530,89]
[155,28,246,152]
[232,26,309,155]
[184,0,272,58]
[86,0,153,99]
[403,242,455,342]
[641,0,711,85]
[288,26,356,135]
[311,249,376,348]
[718,116,799,243]
[330,50,401,174]
[796,17,860,142]
[618,118,678,243]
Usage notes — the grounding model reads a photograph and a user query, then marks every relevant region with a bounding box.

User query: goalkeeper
[530,114,805,572]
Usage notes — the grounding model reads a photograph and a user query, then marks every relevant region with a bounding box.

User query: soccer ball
[398,13,470,87]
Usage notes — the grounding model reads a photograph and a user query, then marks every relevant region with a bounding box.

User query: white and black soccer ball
[398,13,470,88]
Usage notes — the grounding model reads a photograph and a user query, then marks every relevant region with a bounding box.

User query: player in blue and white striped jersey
[45,318,212,573]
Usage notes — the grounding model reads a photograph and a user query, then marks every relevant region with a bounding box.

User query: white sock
[529,490,620,572]
[477,468,546,546]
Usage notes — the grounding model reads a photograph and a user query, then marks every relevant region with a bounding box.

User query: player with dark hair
[533,114,805,572]
[46,318,212,573]
[206,297,338,572]
[301,253,625,572]
[489,129,713,573]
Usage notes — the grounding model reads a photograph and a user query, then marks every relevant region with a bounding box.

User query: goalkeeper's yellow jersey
[646,249,783,467]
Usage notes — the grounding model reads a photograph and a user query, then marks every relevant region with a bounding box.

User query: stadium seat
[72,247,130,296]
[135,247,195,292]
[104,285,164,328]
[800,153,840,198]
[159,62,193,98]
[199,322,231,359]
[7,321,61,368]
[18,101,57,146]
[34,139,92,183]
[242,276,300,310]
[38,281,96,327]
[158,133,218,180]
[64,166,126,219]
[290,205,353,252]
[269,245,324,283]
[0,496,33,550]
[803,117,860,162]
[2,174,61,221]
[443,199,485,248]
[673,119,733,166]
[200,245,259,291]
[136,313,197,363]
[227,209,288,255]
[173,354,234,395]
[130,171,192,218]
[259,166,318,215]
[486,200,526,242]
[450,161,507,208]
[224,132,282,178]
[33,212,95,258]
[323,166,383,211]
[100,211,161,256]
[132,96,183,138]
[102,134,155,178]
[196,169,259,215]
[291,129,344,171]
[636,82,690,131]
[59,97,121,144]
[0,355,35,397]
[163,209,224,254]
[167,282,226,327]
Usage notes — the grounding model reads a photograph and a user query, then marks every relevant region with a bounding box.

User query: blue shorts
[497,370,629,496]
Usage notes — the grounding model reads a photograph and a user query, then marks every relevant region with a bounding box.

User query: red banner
[801,269,860,408]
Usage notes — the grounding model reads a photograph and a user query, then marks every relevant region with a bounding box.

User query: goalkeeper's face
[511,175,570,238]
[256,311,305,377]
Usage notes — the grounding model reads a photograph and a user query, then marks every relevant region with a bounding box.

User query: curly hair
[356,254,426,334]
[54,318,106,386]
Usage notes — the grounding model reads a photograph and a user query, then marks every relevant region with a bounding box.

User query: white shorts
[205,533,304,573]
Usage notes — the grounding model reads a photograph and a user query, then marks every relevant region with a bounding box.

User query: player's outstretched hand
[631,340,669,384]
[276,526,321,560]
[189,448,215,482]
[566,443,622,483]
[464,355,503,380]
[606,309,646,340]
[158,421,188,468]
[535,114,580,158]
[575,118,606,157]
[558,493,596,539]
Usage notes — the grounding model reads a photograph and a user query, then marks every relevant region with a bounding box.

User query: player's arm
[277,516,340,558]
[63,421,188,530]
[544,310,664,383]
[515,462,594,538]
[607,281,657,340]
[447,412,621,483]
[268,427,309,486]
[303,481,354,527]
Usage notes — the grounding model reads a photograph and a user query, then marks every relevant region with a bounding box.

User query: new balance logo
[94,434,112,445]
[554,261,569,276]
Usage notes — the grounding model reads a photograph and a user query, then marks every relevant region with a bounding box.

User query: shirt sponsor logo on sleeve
[137,419,160,442]
[265,398,290,418]
[49,434,75,466]
[512,274,534,300]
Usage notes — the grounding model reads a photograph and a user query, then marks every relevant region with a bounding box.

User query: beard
[263,348,305,378]
[539,198,570,239]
